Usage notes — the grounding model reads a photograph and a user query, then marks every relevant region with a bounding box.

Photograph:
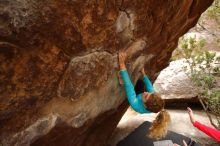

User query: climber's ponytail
[148,109,171,139]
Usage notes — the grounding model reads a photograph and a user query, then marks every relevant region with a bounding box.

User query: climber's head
[135,79,164,113]
[143,92,164,113]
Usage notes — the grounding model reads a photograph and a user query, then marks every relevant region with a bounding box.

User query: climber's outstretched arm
[141,68,154,93]
[118,52,138,109]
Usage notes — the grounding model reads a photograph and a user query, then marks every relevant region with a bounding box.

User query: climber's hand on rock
[118,52,127,70]
[141,68,146,76]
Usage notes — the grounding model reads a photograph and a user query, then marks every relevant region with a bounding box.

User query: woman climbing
[118,52,171,139]
[187,107,220,142]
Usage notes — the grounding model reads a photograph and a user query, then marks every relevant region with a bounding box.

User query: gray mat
[117,121,200,146]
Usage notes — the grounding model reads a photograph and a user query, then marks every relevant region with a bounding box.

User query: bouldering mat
[117,121,200,146]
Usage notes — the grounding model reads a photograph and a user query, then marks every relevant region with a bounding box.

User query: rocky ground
[108,107,219,146]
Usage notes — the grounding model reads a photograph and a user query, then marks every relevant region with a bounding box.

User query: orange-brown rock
[0,0,213,146]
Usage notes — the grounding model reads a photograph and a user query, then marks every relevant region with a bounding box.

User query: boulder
[0,0,214,145]
[154,58,220,107]
[154,60,198,99]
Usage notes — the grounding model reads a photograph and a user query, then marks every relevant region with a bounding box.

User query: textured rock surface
[154,59,199,103]
[154,59,220,106]
[0,0,214,146]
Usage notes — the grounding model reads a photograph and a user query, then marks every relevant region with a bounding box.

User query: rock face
[154,59,204,108]
[0,0,214,146]
[154,60,198,102]
[154,59,220,106]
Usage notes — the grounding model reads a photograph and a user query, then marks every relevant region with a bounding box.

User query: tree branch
[197,22,220,40]
[198,98,220,129]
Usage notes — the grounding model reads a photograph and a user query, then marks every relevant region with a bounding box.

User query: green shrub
[177,36,220,128]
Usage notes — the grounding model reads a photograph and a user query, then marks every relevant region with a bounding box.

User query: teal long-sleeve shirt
[119,70,155,113]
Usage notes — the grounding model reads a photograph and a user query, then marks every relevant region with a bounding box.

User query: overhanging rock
[0,0,214,145]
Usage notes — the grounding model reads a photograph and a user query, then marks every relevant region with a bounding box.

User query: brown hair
[148,109,171,139]
[144,93,164,113]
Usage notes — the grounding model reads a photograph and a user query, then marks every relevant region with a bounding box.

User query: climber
[187,107,220,142]
[118,52,171,139]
